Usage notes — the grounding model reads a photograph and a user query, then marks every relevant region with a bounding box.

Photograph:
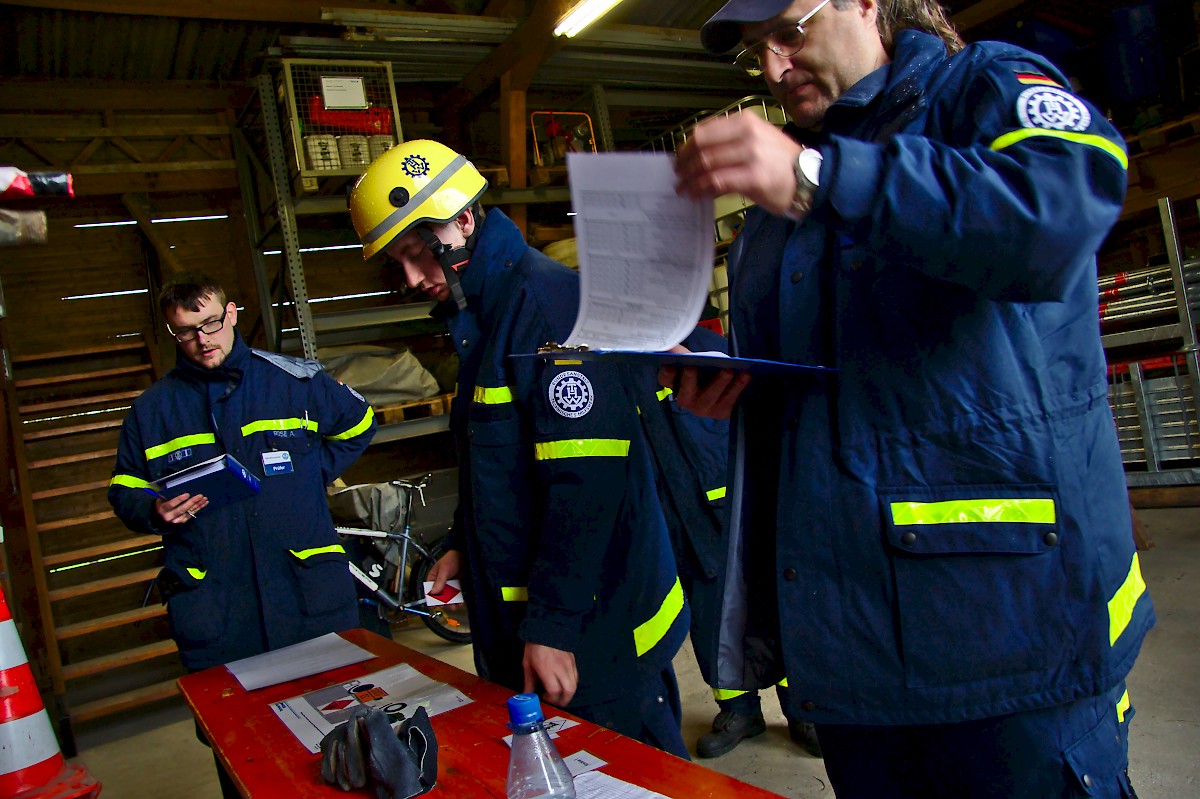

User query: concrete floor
[74,507,1200,797]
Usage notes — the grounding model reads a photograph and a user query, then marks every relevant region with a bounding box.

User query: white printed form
[564,152,714,351]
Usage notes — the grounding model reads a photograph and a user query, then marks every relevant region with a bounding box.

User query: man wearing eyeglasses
[665,1,1153,796]
[108,272,376,795]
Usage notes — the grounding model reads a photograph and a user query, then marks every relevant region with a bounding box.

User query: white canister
[368,135,394,162]
[338,135,370,168]
[304,135,340,171]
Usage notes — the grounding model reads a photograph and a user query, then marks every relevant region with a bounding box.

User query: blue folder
[152,453,261,510]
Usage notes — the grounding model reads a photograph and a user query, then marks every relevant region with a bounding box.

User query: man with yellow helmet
[350,140,691,756]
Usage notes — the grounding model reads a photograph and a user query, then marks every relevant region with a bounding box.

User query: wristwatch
[789,146,823,219]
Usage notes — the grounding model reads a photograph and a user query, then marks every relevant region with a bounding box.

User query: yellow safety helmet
[349,139,489,261]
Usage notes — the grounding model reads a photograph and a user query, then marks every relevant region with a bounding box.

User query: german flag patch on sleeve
[1015,71,1062,87]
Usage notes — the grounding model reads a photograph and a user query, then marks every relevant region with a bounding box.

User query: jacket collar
[814,30,944,140]
[443,208,526,319]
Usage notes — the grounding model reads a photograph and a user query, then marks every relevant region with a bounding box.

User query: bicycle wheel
[411,539,472,644]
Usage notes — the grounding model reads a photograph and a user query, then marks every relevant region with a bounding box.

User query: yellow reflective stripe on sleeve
[713,688,748,701]
[473,386,514,405]
[890,498,1056,526]
[186,567,207,580]
[289,544,346,560]
[145,433,216,461]
[634,577,684,657]
[501,587,528,602]
[706,486,727,502]
[327,407,374,441]
[656,386,673,401]
[534,439,631,461]
[241,417,319,437]
[990,129,1128,169]
[110,474,153,489]
[1116,689,1131,723]
[1108,552,1147,646]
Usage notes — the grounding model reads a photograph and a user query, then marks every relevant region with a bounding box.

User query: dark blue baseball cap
[701,0,795,54]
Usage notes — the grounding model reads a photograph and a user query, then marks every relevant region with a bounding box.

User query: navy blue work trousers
[816,683,1136,799]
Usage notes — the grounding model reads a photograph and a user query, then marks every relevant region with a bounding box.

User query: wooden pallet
[375,392,454,426]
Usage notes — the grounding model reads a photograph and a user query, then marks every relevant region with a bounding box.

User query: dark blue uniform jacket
[718,31,1155,726]
[444,209,688,707]
[109,334,376,670]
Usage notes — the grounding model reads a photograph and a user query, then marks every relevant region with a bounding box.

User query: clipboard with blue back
[150,453,261,509]
[512,345,833,377]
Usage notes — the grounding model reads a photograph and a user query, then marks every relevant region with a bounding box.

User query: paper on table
[271,662,472,754]
[225,632,375,691]
[573,770,669,799]
[564,152,714,352]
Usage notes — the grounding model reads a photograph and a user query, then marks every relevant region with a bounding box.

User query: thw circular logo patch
[401,154,431,178]
[1016,86,1091,132]
[548,371,594,418]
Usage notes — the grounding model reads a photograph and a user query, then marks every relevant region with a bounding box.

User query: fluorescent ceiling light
[554,0,626,38]
[73,214,228,229]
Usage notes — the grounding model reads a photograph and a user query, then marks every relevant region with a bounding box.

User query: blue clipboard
[511,350,834,377]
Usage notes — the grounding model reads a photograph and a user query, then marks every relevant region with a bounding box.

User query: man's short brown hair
[158,272,227,316]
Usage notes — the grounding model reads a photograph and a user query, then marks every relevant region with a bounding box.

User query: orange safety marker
[0,587,100,799]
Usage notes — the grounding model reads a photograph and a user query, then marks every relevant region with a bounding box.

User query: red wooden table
[178,629,786,798]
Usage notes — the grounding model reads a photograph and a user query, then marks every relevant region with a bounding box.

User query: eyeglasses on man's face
[734,0,833,77]
[168,306,229,343]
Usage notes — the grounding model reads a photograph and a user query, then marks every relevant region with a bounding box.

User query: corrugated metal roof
[3,4,281,82]
[2,1,749,84]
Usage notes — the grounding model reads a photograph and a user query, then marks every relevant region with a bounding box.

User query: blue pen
[143,486,197,519]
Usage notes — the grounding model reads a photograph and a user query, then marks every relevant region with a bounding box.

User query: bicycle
[331,473,471,644]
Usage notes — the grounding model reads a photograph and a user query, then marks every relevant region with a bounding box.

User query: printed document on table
[564,152,713,351]
[271,662,472,753]
[226,632,375,691]
[573,771,669,799]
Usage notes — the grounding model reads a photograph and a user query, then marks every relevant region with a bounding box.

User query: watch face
[800,149,823,186]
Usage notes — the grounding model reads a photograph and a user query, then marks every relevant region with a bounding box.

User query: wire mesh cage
[280,59,404,184]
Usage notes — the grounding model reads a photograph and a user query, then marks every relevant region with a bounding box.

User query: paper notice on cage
[564,152,714,352]
[270,662,472,753]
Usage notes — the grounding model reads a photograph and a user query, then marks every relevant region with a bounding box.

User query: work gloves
[319,705,438,798]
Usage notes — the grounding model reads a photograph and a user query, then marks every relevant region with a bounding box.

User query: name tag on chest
[262,450,294,476]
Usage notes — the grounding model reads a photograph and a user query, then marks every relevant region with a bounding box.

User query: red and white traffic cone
[0,587,100,799]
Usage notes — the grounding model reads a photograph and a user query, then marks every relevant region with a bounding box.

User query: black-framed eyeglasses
[168,306,229,343]
[733,0,833,77]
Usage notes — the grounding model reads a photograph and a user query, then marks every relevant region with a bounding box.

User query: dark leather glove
[319,705,438,799]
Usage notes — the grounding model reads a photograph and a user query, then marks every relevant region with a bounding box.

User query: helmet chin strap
[416,226,470,311]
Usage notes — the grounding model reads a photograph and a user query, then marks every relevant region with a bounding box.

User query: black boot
[788,720,823,758]
[696,710,766,758]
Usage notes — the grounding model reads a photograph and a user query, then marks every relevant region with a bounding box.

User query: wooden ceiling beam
[442,0,573,112]
[5,0,418,24]
[73,171,238,195]
[122,193,188,276]
[0,78,242,112]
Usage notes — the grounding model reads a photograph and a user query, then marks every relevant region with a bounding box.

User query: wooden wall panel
[0,193,270,359]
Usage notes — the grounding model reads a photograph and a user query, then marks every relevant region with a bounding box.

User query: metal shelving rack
[1102,197,1200,486]
[234,62,454,443]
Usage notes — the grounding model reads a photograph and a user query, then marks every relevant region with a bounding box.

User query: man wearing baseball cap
[665,1,1153,796]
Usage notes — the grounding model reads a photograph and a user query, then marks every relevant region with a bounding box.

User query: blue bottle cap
[506,693,545,726]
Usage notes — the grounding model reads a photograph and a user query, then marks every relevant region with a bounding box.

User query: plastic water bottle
[505,693,576,799]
